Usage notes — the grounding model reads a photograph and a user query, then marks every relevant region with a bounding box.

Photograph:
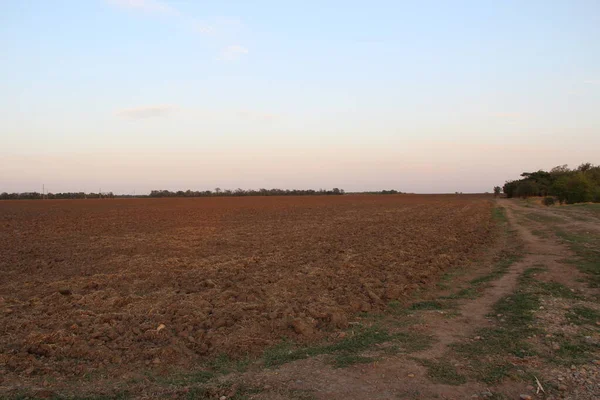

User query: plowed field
[0,195,494,382]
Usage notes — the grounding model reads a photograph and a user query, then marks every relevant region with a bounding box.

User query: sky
[1,0,599,194]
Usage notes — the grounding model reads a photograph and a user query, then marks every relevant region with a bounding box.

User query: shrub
[551,173,593,204]
[515,181,538,198]
[542,197,555,206]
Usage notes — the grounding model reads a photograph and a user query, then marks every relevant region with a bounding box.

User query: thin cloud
[107,0,180,16]
[218,45,249,61]
[584,80,600,85]
[107,0,227,37]
[107,1,245,60]
[194,23,215,35]
[116,105,177,119]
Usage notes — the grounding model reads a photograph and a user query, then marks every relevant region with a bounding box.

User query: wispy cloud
[107,0,179,16]
[107,1,236,37]
[218,45,249,61]
[116,105,177,119]
[193,23,215,35]
[584,80,600,85]
[106,1,247,55]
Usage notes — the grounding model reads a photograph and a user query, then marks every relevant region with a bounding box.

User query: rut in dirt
[240,199,590,400]
[414,199,553,358]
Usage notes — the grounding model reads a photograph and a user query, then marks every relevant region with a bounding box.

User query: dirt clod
[0,195,497,395]
[291,318,314,336]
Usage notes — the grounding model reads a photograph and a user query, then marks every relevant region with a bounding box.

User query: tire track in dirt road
[412,199,572,361]
[237,200,595,400]
[228,200,575,399]
[503,200,597,294]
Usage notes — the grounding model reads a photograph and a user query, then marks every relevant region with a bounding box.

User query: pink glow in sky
[1,1,599,194]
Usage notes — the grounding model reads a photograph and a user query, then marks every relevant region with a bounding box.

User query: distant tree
[142,188,346,199]
[551,173,593,204]
[503,180,518,198]
[578,162,593,172]
[493,186,501,197]
[499,162,599,204]
[551,164,570,175]
[515,180,538,198]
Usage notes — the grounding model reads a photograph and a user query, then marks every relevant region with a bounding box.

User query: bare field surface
[0,195,495,392]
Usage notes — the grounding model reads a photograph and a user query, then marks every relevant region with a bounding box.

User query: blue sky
[1,0,599,194]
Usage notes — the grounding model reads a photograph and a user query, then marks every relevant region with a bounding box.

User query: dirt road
[231,199,600,400]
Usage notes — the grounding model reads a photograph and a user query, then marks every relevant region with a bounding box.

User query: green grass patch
[523,212,562,223]
[443,252,522,300]
[185,383,262,400]
[381,344,401,355]
[450,270,541,383]
[444,286,479,300]
[492,206,508,223]
[409,301,445,310]
[452,326,537,360]
[566,306,600,325]
[417,359,467,385]
[469,257,513,285]
[262,340,324,368]
[262,324,434,369]
[154,353,250,388]
[160,370,215,387]
[555,230,600,287]
[471,362,514,384]
[485,394,509,400]
[564,203,600,217]
[325,326,394,353]
[537,281,580,299]
[556,230,593,244]
[207,353,250,375]
[519,268,581,299]
[548,334,600,366]
[493,291,539,327]
[287,390,318,400]
[263,325,392,368]
[531,229,550,238]
[395,332,435,352]
[7,393,131,400]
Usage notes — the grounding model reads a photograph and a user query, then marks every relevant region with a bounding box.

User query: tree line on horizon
[500,162,600,204]
[148,188,346,197]
[0,192,115,200]
[0,188,404,200]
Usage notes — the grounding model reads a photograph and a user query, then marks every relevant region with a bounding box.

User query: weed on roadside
[566,305,600,325]
[555,230,600,287]
[416,359,467,385]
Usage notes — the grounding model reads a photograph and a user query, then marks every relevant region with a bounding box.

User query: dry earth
[0,195,493,397]
[1,196,599,399]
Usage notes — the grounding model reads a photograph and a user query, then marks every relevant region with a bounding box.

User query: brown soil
[0,195,494,392]
[222,200,535,400]
[227,199,599,400]
[2,197,598,399]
